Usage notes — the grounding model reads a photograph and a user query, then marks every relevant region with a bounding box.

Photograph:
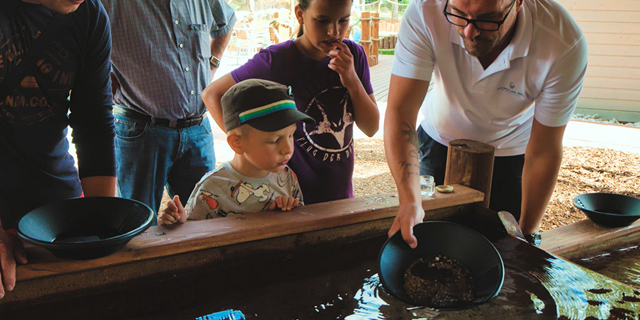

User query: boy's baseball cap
[222,79,315,132]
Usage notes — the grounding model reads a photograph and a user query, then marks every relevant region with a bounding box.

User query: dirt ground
[352,137,640,232]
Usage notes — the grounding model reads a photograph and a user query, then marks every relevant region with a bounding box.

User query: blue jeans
[417,126,524,220]
[114,112,216,225]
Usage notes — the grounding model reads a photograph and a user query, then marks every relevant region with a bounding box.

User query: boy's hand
[269,196,300,211]
[328,40,360,90]
[158,195,187,225]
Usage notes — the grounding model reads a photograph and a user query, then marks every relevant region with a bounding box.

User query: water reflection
[534,257,640,319]
[345,274,388,320]
[574,244,640,289]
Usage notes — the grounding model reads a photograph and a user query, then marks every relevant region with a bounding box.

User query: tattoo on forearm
[401,122,420,159]
[399,122,421,176]
[399,161,416,169]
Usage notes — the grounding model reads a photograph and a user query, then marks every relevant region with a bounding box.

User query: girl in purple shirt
[203,0,379,204]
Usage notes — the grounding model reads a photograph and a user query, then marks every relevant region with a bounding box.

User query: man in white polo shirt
[384,0,588,247]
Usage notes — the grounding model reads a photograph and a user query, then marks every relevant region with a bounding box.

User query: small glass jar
[420,175,435,197]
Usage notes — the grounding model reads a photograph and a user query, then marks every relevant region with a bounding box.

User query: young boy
[158,79,315,225]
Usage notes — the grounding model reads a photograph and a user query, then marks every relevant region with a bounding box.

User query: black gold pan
[16,197,154,260]
[378,221,504,310]
[573,193,640,227]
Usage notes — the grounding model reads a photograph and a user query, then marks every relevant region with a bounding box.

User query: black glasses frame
[443,0,516,31]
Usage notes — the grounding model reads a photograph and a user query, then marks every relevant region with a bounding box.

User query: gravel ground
[352,137,640,232]
[572,113,640,127]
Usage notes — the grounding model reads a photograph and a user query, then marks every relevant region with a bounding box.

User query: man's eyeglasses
[443,0,516,32]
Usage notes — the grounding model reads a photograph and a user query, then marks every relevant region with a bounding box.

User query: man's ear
[227,133,244,154]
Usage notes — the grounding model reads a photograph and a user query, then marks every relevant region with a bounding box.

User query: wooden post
[360,12,371,65]
[444,139,495,208]
[370,12,379,66]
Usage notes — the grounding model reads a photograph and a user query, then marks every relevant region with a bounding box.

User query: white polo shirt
[392,0,588,156]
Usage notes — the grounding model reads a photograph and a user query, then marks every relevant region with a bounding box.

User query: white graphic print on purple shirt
[298,86,354,162]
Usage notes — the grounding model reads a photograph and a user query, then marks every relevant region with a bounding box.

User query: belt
[114,108,203,129]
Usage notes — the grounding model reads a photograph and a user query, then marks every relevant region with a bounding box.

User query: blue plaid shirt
[102,0,236,119]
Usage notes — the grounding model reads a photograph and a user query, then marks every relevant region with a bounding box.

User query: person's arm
[202,73,237,132]
[328,41,379,137]
[69,1,116,186]
[208,0,237,79]
[519,119,566,235]
[80,176,117,197]
[520,28,587,235]
[384,74,430,248]
[209,31,232,79]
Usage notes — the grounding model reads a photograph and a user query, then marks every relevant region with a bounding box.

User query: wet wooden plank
[541,218,640,258]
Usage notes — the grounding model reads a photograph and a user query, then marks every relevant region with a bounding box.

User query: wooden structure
[379,19,401,34]
[360,12,380,67]
[380,35,397,49]
[268,11,293,44]
[445,139,495,208]
[224,23,269,64]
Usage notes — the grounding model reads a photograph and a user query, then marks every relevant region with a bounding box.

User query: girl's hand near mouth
[327,40,359,91]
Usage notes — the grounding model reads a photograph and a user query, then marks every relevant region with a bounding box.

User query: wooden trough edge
[5,179,638,307]
[2,185,484,306]
[540,218,640,259]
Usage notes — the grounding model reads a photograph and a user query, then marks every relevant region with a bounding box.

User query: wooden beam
[361,11,372,65]
[540,218,640,258]
[371,12,379,67]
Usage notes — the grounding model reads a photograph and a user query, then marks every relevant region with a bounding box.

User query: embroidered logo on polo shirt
[498,82,524,98]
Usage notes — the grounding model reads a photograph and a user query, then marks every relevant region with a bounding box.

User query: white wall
[557,0,640,122]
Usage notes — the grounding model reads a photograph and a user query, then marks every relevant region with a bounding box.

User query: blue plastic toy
[196,309,246,320]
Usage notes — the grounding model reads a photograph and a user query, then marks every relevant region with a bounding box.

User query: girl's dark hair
[295,0,352,38]
[298,0,313,11]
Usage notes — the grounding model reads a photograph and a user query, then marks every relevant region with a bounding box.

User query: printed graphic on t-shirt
[297,86,354,163]
[230,180,272,205]
[195,180,275,218]
[1,26,75,125]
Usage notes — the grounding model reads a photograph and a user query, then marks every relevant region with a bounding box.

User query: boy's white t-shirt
[392,0,588,156]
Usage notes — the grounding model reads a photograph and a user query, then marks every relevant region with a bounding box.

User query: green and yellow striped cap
[222,79,315,132]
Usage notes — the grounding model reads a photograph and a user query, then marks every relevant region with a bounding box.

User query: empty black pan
[16,197,154,260]
[573,193,640,227]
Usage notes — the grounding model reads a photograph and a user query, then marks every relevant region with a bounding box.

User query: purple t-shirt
[231,39,373,204]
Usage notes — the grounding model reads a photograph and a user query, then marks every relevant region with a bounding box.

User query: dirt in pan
[352,137,640,232]
[403,254,475,307]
